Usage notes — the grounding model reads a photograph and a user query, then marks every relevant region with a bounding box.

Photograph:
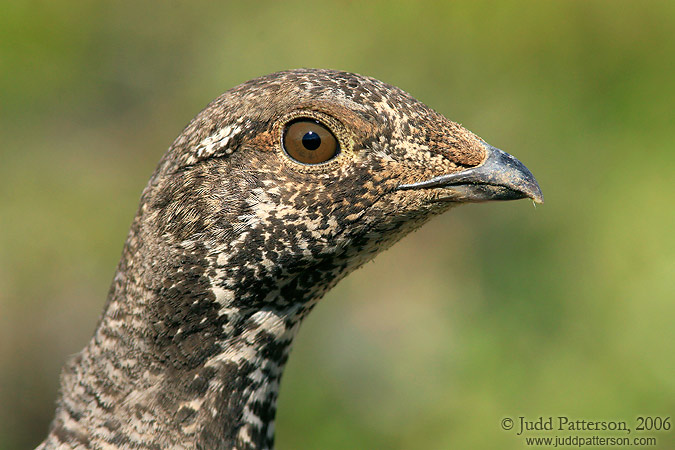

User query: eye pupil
[302,131,321,150]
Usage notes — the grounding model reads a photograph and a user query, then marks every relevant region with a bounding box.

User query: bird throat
[42,213,359,450]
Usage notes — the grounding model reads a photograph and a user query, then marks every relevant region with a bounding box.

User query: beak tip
[530,190,544,205]
[485,144,544,205]
[523,181,544,204]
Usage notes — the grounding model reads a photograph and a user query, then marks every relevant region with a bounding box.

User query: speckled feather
[38,69,499,450]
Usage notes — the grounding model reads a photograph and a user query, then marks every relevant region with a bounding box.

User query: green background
[1,1,673,449]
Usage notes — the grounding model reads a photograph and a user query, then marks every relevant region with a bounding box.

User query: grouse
[37,69,543,450]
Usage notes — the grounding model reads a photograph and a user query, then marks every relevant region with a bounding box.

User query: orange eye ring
[282,119,339,164]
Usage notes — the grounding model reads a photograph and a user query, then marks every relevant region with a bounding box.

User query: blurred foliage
[1,1,673,449]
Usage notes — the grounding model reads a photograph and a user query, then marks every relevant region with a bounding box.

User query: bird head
[141,69,542,301]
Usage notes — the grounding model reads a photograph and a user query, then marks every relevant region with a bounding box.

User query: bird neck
[44,187,423,450]
[44,221,328,450]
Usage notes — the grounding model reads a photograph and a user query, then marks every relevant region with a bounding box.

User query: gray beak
[397,144,544,204]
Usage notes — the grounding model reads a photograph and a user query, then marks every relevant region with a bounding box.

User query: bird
[37,68,542,450]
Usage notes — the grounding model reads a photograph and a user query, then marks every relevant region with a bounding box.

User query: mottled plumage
[38,69,542,450]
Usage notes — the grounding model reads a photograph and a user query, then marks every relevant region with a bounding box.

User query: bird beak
[397,143,544,204]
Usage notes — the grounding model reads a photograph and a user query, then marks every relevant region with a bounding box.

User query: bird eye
[283,119,339,164]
